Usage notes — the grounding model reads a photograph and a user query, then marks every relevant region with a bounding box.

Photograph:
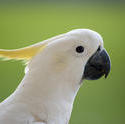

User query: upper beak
[83,49,111,80]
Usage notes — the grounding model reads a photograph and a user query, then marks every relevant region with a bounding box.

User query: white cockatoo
[0,29,111,124]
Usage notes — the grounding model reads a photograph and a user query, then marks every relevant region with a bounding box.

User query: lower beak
[83,49,111,80]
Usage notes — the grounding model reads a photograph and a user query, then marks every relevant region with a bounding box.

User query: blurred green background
[0,0,125,124]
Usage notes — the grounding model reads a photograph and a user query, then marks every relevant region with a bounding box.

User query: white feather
[0,29,104,124]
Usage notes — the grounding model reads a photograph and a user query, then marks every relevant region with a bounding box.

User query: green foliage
[0,3,125,124]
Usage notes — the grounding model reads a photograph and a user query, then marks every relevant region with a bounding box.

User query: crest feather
[0,44,46,60]
[0,33,65,61]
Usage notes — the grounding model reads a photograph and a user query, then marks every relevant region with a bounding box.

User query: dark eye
[76,46,84,53]
[97,46,101,51]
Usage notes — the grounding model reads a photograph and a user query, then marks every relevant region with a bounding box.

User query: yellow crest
[0,33,65,61]
[0,43,47,60]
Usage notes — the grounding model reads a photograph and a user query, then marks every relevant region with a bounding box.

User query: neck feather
[9,67,80,124]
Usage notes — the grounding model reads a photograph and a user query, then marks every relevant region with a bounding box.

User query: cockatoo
[0,29,111,124]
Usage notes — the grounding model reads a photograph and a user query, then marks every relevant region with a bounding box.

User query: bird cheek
[51,55,69,73]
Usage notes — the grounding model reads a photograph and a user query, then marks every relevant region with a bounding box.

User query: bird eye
[76,46,84,53]
[97,46,101,51]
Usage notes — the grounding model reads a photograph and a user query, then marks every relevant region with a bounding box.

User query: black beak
[83,49,111,80]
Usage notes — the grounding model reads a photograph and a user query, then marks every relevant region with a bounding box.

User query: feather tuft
[0,44,46,61]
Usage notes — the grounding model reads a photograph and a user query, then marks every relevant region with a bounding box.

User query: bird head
[0,29,111,85]
[26,29,111,85]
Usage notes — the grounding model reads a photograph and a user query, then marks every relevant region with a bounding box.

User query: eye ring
[76,46,84,53]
